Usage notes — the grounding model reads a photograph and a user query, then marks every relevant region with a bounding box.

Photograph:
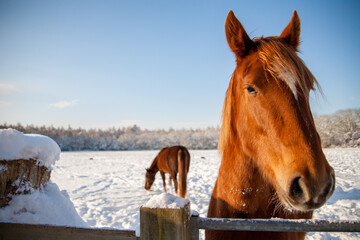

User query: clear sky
[1,0,359,130]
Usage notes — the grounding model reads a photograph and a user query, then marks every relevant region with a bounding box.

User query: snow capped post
[140,193,191,240]
[0,129,60,207]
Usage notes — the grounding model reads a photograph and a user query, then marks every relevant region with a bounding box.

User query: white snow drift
[0,128,60,168]
[0,128,87,228]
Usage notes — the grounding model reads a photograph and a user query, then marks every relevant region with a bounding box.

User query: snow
[143,193,190,209]
[0,148,359,239]
[0,181,88,228]
[0,129,60,169]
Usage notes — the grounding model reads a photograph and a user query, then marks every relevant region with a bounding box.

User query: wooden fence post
[190,212,199,240]
[140,202,191,240]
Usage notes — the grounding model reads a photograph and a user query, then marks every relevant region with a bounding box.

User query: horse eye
[246,86,258,95]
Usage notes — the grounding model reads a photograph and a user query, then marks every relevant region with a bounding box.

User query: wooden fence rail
[193,216,360,232]
[190,214,360,240]
[0,222,139,240]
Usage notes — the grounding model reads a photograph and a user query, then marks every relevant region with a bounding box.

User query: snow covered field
[1,145,358,239]
[49,148,359,239]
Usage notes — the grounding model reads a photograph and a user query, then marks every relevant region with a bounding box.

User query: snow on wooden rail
[192,216,360,232]
[190,215,360,240]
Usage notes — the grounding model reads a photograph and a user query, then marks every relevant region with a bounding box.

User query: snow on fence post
[140,193,191,240]
[0,129,60,207]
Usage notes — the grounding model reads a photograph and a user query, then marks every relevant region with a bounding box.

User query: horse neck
[215,148,275,216]
[148,157,159,173]
[220,149,269,192]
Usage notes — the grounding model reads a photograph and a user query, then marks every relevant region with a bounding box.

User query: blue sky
[0,0,359,130]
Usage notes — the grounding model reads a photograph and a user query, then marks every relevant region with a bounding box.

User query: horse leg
[160,171,166,193]
[168,177,173,193]
[173,174,178,195]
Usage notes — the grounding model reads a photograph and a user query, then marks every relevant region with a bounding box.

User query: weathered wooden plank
[140,202,191,240]
[197,217,360,232]
[0,223,138,240]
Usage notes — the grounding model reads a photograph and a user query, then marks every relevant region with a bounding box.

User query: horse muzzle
[284,167,335,211]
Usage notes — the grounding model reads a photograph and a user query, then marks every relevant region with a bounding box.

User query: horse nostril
[330,170,336,193]
[320,170,335,200]
[290,176,304,200]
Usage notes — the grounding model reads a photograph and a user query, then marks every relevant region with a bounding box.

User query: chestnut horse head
[209,10,335,222]
[145,168,156,191]
[220,10,335,212]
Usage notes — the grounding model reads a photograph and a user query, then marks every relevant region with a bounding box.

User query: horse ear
[225,10,255,60]
[280,10,301,50]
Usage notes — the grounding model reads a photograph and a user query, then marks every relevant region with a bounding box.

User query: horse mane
[147,155,159,173]
[218,37,321,155]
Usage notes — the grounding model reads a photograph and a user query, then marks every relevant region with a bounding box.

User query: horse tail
[178,147,189,198]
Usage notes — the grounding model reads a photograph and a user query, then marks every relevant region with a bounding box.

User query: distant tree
[315,109,360,147]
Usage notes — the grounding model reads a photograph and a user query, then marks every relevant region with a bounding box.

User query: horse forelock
[257,37,320,102]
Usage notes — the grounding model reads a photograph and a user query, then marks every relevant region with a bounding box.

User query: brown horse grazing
[145,145,190,198]
[206,10,335,240]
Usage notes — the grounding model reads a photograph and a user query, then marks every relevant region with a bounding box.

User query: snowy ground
[49,148,360,239]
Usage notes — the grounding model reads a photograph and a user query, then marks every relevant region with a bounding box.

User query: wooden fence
[139,203,360,240]
[0,222,139,240]
[1,204,359,240]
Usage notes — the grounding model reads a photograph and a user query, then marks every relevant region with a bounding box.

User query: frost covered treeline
[315,109,360,148]
[1,109,359,151]
[0,124,219,151]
